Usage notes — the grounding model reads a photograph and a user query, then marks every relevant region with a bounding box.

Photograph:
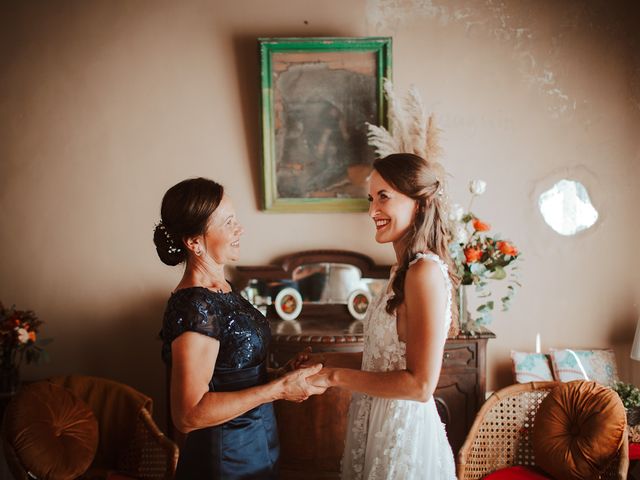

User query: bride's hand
[306,367,334,389]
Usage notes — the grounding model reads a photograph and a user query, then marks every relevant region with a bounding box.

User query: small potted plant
[613,380,640,426]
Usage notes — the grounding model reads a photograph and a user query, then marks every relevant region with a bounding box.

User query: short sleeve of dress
[161,288,223,363]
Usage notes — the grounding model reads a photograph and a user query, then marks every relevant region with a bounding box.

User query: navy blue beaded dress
[161,287,279,480]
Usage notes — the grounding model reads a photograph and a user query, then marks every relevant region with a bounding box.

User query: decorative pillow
[532,380,626,480]
[482,465,552,479]
[511,351,554,383]
[3,381,99,479]
[549,348,618,386]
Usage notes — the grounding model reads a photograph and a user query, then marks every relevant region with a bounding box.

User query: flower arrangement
[448,180,521,331]
[0,303,50,370]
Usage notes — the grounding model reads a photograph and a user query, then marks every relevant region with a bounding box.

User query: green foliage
[613,381,640,408]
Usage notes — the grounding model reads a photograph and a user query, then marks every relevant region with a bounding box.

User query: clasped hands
[275,347,333,403]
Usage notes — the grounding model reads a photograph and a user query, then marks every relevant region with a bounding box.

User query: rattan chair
[3,375,179,480]
[54,375,179,480]
[457,381,629,480]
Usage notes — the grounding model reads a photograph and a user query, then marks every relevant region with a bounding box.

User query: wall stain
[366,0,640,120]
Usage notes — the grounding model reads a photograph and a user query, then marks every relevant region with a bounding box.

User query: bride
[298,152,458,479]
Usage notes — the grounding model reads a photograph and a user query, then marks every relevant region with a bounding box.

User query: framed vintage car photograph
[259,37,392,212]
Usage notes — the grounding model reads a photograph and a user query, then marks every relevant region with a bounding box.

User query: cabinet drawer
[442,343,477,368]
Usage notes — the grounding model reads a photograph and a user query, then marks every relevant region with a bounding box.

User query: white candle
[535,333,541,354]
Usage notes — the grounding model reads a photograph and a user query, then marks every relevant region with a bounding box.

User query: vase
[458,285,481,334]
[0,364,19,396]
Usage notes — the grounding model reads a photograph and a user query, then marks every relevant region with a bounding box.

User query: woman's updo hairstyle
[153,177,224,266]
[373,153,459,324]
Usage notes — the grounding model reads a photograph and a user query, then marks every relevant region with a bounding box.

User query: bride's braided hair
[373,153,459,328]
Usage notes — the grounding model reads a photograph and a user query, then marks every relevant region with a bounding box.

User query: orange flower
[28,331,36,342]
[464,247,483,263]
[472,218,490,232]
[497,241,518,256]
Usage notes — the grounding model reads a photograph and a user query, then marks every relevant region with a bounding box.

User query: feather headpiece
[366,79,443,163]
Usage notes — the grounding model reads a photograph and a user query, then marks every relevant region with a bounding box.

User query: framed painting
[259,37,392,212]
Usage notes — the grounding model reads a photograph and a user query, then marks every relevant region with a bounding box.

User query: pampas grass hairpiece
[425,114,443,161]
[405,85,428,158]
[366,78,443,162]
[366,123,399,159]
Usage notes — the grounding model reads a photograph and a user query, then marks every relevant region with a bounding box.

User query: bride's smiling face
[368,170,417,245]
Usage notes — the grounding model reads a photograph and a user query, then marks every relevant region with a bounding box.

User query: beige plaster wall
[1,0,639,429]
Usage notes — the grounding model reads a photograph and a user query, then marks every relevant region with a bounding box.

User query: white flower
[469,179,487,195]
[453,224,470,244]
[16,327,29,344]
[448,203,464,222]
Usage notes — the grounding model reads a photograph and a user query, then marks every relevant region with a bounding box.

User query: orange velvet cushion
[532,380,626,480]
[49,375,152,469]
[3,381,98,479]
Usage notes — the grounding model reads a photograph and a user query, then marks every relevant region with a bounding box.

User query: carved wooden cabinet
[434,333,493,457]
[235,250,494,479]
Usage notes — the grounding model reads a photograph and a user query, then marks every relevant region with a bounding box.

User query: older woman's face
[203,194,244,264]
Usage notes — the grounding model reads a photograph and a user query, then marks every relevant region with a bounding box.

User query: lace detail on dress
[361,251,452,374]
[341,252,456,480]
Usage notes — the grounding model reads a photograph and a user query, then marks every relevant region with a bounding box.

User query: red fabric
[483,466,553,479]
[630,442,640,460]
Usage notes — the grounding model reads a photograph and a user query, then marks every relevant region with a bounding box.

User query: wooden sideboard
[235,250,495,479]
[268,323,493,479]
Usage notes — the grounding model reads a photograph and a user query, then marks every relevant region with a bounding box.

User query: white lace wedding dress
[341,252,457,480]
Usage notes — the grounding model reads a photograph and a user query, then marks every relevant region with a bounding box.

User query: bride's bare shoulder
[405,258,446,296]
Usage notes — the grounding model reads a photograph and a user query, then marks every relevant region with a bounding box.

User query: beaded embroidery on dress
[341,252,456,480]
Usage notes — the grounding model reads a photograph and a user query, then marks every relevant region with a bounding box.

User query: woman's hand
[306,367,335,390]
[290,347,325,370]
[278,363,327,402]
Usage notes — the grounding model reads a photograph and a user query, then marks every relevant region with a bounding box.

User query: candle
[535,333,541,354]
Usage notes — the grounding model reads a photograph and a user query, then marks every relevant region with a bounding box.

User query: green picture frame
[259,37,392,212]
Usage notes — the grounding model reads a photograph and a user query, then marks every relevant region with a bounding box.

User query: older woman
[154,177,324,479]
